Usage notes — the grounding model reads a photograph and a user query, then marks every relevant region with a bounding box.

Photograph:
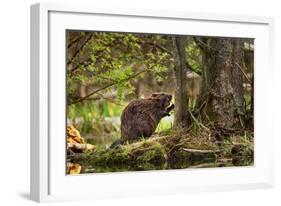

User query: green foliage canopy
[67,31,202,105]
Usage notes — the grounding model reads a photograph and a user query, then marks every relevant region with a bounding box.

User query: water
[81,158,236,174]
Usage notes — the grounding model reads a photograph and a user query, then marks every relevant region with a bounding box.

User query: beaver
[110,93,174,148]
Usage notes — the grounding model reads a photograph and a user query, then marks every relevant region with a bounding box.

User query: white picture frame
[30,2,274,203]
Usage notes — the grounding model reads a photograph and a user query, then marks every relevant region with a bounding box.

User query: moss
[78,141,167,168]
[135,142,166,165]
[68,130,254,173]
[93,146,131,166]
[231,144,254,166]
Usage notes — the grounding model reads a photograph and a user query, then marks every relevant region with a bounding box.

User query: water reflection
[82,159,235,174]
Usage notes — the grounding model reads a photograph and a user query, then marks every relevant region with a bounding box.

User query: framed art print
[30,2,274,202]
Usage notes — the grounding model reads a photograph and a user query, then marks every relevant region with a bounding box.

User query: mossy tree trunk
[171,36,189,129]
[231,38,245,121]
[195,37,245,131]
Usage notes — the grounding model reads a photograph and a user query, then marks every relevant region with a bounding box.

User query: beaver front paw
[166,104,175,113]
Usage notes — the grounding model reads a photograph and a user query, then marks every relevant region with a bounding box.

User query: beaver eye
[156,98,165,108]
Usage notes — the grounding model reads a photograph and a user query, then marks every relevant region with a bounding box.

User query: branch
[67,34,93,65]
[68,49,106,77]
[69,38,171,77]
[142,40,173,56]
[67,143,96,153]
[185,61,202,75]
[67,35,84,49]
[193,37,211,53]
[182,148,221,153]
[188,110,210,132]
[68,69,147,105]
[96,92,125,106]
[233,62,252,84]
[68,57,92,77]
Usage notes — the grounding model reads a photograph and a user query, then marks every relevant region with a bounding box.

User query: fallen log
[68,133,220,170]
[67,142,96,153]
[67,130,254,173]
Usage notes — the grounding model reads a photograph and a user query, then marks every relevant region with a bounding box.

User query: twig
[188,110,210,132]
[182,148,221,153]
[142,40,173,56]
[193,37,212,53]
[67,35,84,49]
[233,62,252,83]
[68,70,147,105]
[68,57,92,77]
[67,34,93,65]
[96,92,124,106]
[194,91,212,116]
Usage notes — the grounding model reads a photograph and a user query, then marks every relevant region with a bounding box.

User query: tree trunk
[194,37,216,110]
[171,36,189,128]
[196,37,245,131]
[231,39,245,120]
[211,38,235,129]
[244,39,254,130]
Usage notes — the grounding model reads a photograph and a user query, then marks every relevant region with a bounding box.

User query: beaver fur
[119,93,174,144]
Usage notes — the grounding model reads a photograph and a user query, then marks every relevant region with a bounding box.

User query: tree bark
[231,39,245,119]
[211,38,236,129]
[172,36,189,128]
[195,37,245,131]
[194,37,216,109]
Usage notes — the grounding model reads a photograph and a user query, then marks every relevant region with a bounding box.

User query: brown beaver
[110,93,174,148]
